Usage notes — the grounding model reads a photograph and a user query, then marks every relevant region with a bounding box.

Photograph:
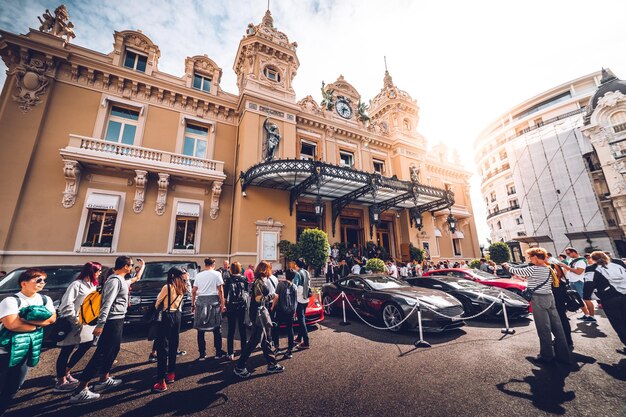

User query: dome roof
[590,69,626,111]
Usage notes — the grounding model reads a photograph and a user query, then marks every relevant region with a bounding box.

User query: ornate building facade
[475,71,625,259]
[0,6,480,270]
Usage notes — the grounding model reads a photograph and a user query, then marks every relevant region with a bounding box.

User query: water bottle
[92,335,100,346]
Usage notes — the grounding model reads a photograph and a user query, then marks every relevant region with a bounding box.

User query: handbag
[521,271,551,301]
[51,317,74,343]
[147,283,170,341]
[565,289,584,312]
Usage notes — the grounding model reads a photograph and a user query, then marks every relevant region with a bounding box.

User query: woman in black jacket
[223,261,249,361]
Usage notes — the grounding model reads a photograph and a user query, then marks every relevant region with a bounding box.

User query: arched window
[263,66,281,82]
[610,111,626,133]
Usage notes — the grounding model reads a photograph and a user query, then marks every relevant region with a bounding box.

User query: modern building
[475,70,624,260]
[0,5,480,271]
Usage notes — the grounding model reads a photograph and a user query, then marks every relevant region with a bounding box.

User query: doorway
[340,212,364,250]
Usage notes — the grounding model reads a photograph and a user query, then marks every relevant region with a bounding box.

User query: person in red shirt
[244,265,255,284]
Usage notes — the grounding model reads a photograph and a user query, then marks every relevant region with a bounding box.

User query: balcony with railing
[486,204,521,220]
[59,134,226,181]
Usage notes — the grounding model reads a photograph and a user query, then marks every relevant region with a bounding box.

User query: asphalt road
[5,308,626,417]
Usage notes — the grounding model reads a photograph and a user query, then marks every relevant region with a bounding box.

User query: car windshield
[141,262,198,281]
[470,269,499,280]
[0,266,82,291]
[362,276,408,290]
[443,279,486,290]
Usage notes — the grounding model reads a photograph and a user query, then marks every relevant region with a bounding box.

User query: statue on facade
[409,165,420,183]
[357,100,371,124]
[320,81,334,111]
[37,4,76,43]
[263,117,280,161]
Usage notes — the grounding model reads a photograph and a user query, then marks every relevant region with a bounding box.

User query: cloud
[1,0,626,243]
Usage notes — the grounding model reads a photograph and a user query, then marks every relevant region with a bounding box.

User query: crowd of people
[1,244,625,412]
[0,256,316,412]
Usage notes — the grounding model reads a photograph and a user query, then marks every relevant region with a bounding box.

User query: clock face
[336,99,352,119]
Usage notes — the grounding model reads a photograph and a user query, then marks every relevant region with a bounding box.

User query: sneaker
[215,351,227,360]
[54,380,79,393]
[165,372,175,384]
[273,347,284,355]
[585,316,597,323]
[148,353,158,363]
[295,342,310,350]
[226,354,235,361]
[284,351,293,359]
[577,315,589,321]
[267,364,285,374]
[197,354,208,361]
[177,350,187,357]
[66,374,79,384]
[233,367,250,378]
[527,356,555,366]
[92,377,122,393]
[152,381,167,393]
[69,388,100,404]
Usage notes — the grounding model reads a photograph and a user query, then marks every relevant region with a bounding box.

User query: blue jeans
[570,281,584,299]
[295,302,309,346]
[0,355,29,415]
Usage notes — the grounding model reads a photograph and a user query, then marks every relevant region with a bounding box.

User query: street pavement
[5,308,626,417]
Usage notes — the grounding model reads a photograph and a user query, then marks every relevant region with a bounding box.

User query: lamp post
[446,208,457,234]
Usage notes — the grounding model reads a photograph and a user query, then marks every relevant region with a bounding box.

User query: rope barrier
[343,296,421,331]
[321,291,346,308]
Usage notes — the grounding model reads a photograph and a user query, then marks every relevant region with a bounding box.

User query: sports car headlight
[129,296,142,305]
[405,298,418,306]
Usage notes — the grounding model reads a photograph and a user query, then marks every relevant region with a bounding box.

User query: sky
[1,0,626,245]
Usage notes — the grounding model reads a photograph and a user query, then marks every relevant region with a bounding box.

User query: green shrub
[365,258,386,273]
[469,259,481,269]
[488,242,511,264]
[409,243,424,263]
[298,229,330,270]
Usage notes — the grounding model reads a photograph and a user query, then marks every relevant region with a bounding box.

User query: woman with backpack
[53,262,101,392]
[223,261,248,361]
[152,267,188,393]
[271,269,297,359]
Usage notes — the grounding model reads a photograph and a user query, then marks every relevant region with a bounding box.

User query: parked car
[405,276,530,320]
[283,293,324,328]
[422,268,527,295]
[0,265,84,343]
[321,274,465,333]
[126,261,200,325]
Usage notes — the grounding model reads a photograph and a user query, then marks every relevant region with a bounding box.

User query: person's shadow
[496,352,595,414]
[598,358,626,381]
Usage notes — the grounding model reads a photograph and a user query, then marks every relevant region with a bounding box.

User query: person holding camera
[233,261,283,378]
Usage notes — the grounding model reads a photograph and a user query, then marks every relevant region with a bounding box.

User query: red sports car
[280,293,324,328]
[422,268,527,295]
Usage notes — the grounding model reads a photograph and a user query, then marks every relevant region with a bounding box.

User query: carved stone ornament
[263,117,281,161]
[9,53,56,113]
[133,170,148,213]
[62,159,81,208]
[37,5,76,43]
[155,173,169,216]
[297,95,322,115]
[209,181,223,220]
[596,91,626,110]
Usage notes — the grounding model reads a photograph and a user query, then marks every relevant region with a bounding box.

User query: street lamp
[314,194,324,217]
[446,208,457,234]
[414,212,423,230]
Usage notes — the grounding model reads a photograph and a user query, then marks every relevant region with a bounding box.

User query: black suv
[126,261,199,325]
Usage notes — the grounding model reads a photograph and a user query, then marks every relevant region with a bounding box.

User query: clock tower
[233,9,300,104]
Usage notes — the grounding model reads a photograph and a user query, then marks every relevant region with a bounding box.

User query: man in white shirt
[351,262,361,275]
[561,247,594,322]
[192,258,226,360]
[387,260,398,279]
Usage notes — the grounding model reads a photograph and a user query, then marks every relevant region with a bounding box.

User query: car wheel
[459,298,475,318]
[323,294,337,316]
[381,303,404,332]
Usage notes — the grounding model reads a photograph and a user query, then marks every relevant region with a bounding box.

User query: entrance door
[376,221,392,258]
[340,215,363,250]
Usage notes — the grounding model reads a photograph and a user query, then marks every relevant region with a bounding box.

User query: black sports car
[321,274,465,333]
[405,276,530,320]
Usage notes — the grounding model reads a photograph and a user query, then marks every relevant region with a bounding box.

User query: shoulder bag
[520,269,551,301]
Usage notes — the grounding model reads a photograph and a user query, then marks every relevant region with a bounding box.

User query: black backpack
[277,281,296,316]
[227,277,246,309]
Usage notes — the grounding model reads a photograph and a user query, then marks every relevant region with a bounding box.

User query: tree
[298,229,330,271]
[469,259,481,269]
[366,258,386,273]
[488,242,511,264]
[278,239,300,269]
[408,243,424,263]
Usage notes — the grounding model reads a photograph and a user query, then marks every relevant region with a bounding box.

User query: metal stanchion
[414,300,431,348]
[339,292,351,326]
[500,293,516,335]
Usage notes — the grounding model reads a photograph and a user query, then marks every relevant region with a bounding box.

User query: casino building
[0,5,480,270]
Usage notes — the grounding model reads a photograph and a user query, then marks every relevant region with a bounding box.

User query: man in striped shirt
[504,248,571,366]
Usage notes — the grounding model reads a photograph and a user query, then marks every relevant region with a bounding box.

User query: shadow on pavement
[465,317,533,329]
[495,351,596,415]
[598,358,626,381]
[572,322,607,339]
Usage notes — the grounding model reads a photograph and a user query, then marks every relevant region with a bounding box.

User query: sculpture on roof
[320,81,335,111]
[263,116,281,161]
[357,100,371,124]
[37,4,75,43]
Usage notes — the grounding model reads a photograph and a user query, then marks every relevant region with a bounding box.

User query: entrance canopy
[240,159,454,236]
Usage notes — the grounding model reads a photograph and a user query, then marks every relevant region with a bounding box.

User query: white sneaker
[92,377,122,393]
[54,380,79,393]
[69,388,100,404]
